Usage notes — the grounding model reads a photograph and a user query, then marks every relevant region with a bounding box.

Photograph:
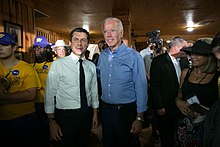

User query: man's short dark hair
[69,28,90,42]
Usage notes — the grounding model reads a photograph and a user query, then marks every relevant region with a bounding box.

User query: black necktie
[79,59,88,111]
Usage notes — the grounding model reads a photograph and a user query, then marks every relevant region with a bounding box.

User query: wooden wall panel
[9,0,16,23]
[35,27,69,45]
[0,0,36,54]
[16,1,23,25]
[28,6,35,45]
[0,0,3,31]
[0,0,69,62]
[1,0,10,21]
[22,3,28,51]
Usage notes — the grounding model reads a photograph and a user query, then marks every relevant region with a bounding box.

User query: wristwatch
[136,116,144,122]
[48,118,55,123]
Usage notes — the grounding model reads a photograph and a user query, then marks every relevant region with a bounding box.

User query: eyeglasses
[72,37,87,44]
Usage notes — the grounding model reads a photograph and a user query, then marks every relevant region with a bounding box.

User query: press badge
[186,95,200,105]
[43,65,48,69]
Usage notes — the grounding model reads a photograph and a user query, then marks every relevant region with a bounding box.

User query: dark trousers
[35,103,50,147]
[53,107,93,147]
[0,112,40,147]
[101,101,140,147]
[157,114,177,147]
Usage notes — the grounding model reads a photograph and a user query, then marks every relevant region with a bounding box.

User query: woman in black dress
[175,39,219,146]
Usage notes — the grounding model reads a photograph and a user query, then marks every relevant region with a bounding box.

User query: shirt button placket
[108,63,113,98]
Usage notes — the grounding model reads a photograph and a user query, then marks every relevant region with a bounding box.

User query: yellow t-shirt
[0,61,42,120]
[32,61,52,103]
[53,57,58,61]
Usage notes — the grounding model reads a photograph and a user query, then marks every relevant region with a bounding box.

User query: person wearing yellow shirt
[0,32,42,146]
[32,36,52,146]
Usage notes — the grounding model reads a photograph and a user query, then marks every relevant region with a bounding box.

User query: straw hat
[51,40,68,51]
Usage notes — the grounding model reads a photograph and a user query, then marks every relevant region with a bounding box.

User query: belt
[102,101,136,110]
[55,106,93,112]
[56,108,82,112]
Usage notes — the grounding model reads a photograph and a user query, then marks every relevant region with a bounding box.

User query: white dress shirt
[169,54,181,83]
[140,47,153,58]
[45,52,99,113]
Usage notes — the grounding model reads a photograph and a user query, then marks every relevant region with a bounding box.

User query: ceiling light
[166,40,171,43]
[83,23,89,32]
[186,27,195,32]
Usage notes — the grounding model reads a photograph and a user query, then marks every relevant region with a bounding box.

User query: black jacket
[150,52,188,116]
[204,99,220,147]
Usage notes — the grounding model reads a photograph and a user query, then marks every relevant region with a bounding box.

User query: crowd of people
[0,16,220,147]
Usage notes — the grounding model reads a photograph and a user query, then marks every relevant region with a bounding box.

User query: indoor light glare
[83,24,89,32]
[186,27,195,32]
[187,21,194,28]
[166,40,171,43]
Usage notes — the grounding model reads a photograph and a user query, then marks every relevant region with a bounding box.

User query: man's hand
[130,119,142,134]
[92,113,98,129]
[92,108,99,129]
[157,108,165,116]
[49,121,63,141]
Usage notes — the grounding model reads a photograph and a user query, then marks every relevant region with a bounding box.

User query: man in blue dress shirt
[97,17,148,147]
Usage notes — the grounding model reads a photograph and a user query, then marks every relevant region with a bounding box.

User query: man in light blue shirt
[45,28,99,147]
[97,17,148,147]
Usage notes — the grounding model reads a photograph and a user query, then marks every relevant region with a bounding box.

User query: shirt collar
[70,52,85,64]
[168,52,175,59]
[168,53,180,63]
[107,42,125,55]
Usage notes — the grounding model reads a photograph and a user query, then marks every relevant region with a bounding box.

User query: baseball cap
[33,36,48,48]
[0,32,16,45]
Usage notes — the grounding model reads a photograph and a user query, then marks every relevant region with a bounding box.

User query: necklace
[194,70,203,80]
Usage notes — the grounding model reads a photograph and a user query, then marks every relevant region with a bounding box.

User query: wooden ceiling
[33,0,220,42]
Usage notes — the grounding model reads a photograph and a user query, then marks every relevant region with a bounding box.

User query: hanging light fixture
[185,12,196,32]
[186,27,195,32]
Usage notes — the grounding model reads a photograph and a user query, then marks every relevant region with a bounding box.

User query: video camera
[146,30,163,53]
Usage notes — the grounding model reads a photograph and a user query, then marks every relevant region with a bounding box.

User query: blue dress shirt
[97,43,148,113]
